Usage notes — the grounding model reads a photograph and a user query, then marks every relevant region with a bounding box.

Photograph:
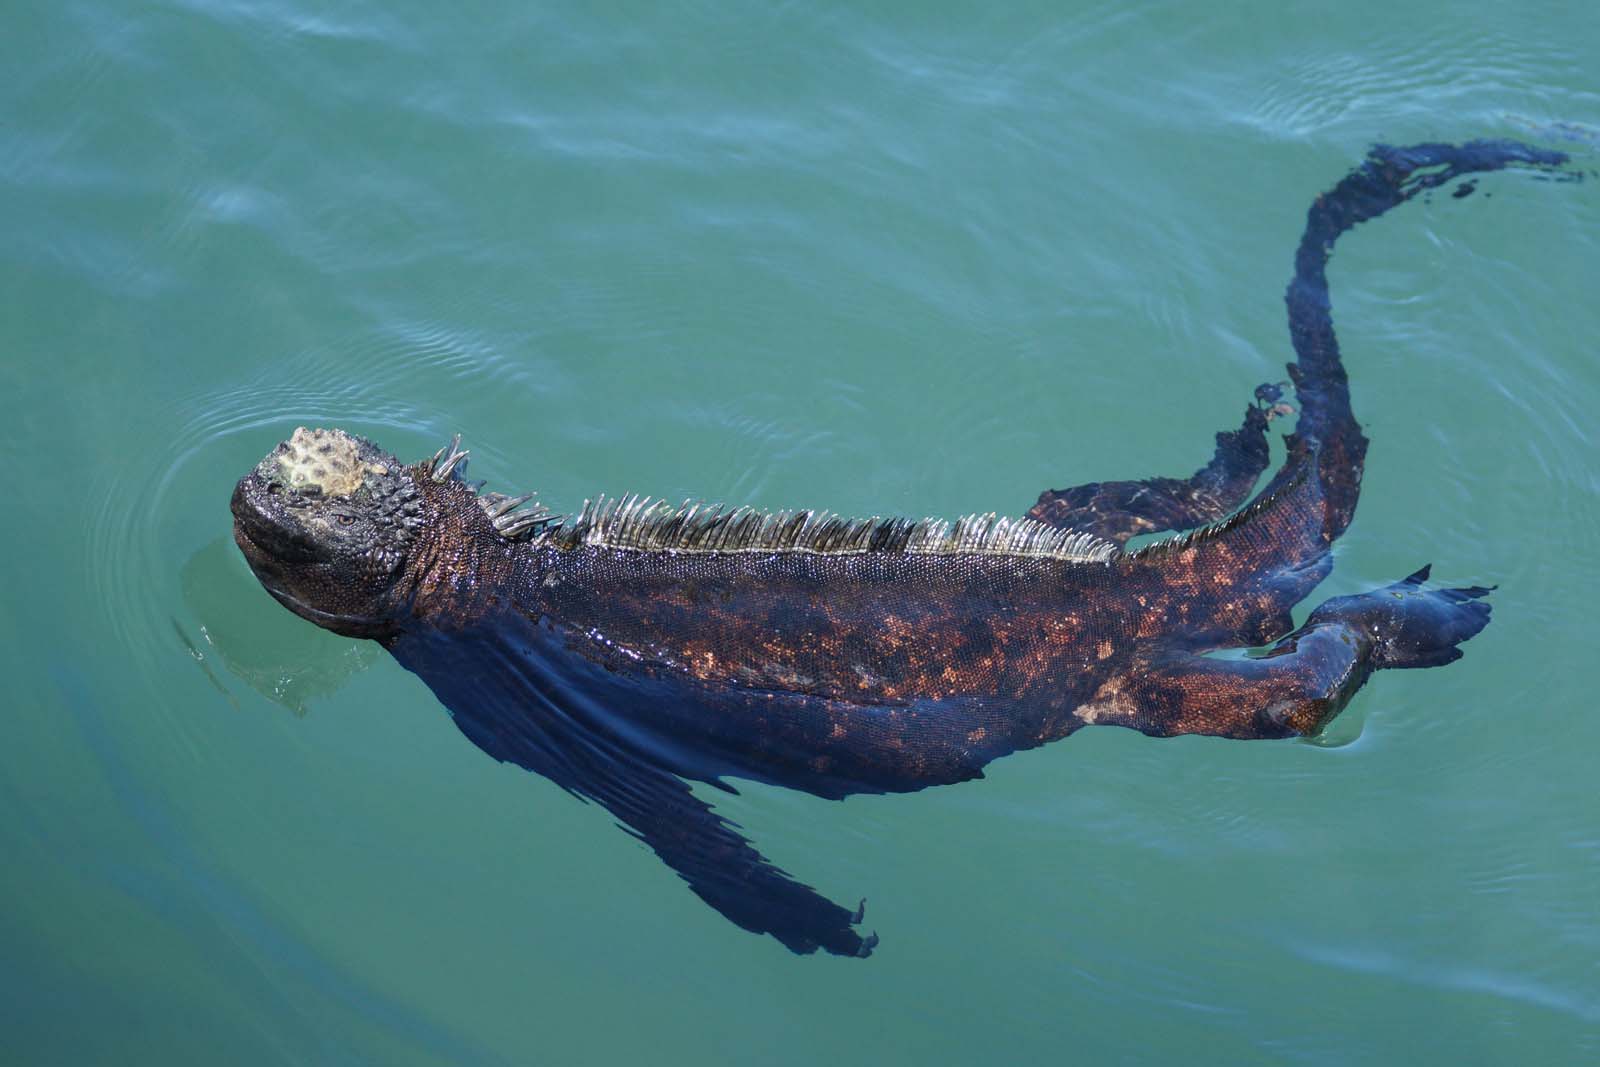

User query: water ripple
[81,355,442,717]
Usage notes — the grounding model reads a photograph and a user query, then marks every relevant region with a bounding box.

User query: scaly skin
[231,140,1573,958]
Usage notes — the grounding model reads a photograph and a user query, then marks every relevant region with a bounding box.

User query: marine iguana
[231,140,1574,958]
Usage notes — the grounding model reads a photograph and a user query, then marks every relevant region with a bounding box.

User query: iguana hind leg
[1027,389,1282,546]
[1076,567,1492,739]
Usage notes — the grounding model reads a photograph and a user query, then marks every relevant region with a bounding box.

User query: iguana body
[231,141,1572,957]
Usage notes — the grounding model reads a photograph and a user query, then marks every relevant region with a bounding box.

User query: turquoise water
[4,1,1598,1062]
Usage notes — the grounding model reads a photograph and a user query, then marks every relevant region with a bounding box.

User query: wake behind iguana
[231,141,1574,958]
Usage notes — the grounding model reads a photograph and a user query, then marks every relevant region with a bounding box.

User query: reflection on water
[1505,115,1600,149]
[178,536,376,715]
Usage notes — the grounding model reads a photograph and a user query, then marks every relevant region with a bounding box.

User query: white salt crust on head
[276,426,387,497]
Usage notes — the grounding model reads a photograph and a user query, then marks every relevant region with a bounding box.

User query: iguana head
[231,427,425,639]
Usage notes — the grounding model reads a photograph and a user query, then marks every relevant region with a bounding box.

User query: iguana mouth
[229,474,319,564]
[230,499,398,634]
[249,567,393,630]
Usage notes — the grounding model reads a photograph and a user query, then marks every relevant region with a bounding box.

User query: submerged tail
[1259,140,1574,551]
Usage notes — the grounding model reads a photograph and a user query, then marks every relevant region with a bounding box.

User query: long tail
[1260,140,1573,548]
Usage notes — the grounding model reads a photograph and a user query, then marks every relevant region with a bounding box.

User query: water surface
[3,1,1598,1063]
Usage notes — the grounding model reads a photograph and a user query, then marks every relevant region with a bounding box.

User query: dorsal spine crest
[524,492,1120,563]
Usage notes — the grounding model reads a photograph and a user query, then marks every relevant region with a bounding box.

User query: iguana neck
[402,466,527,631]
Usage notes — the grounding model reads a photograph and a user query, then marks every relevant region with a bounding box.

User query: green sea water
[4,1,1598,1063]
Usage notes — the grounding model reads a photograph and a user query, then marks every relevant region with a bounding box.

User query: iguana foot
[1302,565,1493,669]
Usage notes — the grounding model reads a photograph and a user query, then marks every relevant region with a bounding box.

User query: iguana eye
[336,514,355,526]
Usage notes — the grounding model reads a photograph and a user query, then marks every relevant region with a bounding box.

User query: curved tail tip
[1369,139,1571,173]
